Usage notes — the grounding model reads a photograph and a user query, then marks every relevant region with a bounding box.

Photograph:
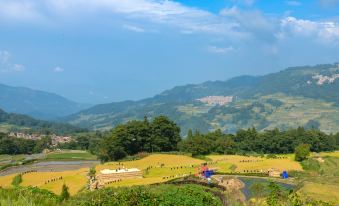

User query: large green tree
[295,144,311,162]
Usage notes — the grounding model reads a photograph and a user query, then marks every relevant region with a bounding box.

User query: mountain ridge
[64,63,339,134]
[0,83,89,120]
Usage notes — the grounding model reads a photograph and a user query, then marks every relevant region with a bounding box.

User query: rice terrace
[1,149,339,205]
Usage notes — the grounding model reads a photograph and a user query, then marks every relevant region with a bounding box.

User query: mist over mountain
[0,83,89,120]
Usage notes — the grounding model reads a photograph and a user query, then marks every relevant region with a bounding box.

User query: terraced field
[207,154,302,173]
[1,152,338,204]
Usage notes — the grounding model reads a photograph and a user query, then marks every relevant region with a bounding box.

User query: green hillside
[0,109,87,135]
[65,63,339,134]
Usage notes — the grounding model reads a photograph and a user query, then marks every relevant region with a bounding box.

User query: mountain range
[0,63,338,135]
[0,83,89,120]
[64,63,339,134]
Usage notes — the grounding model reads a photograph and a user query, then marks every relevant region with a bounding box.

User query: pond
[239,177,295,199]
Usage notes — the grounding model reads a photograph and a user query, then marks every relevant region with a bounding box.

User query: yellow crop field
[300,182,339,204]
[208,154,302,172]
[0,174,16,188]
[95,154,205,188]
[0,153,304,195]
[96,154,204,172]
[21,168,88,195]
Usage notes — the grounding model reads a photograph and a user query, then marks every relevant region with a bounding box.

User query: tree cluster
[180,127,337,156]
[0,132,51,155]
[98,116,181,161]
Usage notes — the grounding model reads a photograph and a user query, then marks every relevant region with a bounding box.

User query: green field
[45,150,97,161]
[0,123,30,133]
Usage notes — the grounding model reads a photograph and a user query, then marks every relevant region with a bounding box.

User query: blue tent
[204,170,214,178]
[282,171,288,179]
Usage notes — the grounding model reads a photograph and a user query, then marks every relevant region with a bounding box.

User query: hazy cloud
[318,0,339,8]
[286,1,302,6]
[123,24,145,33]
[53,66,64,72]
[207,45,235,54]
[0,50,25,72]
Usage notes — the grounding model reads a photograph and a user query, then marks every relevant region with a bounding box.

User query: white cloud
[0,0,338,46]
[208,45,235,54]
[0,50,10,64]
[0,50,25,72]
[53,66,64,72]
[286,1,302,6]
[0,0,41,22]
[13,64,25,72]
[220,7,277,42]
[280,17,339,42]
[0,0,246,37]
[123,24,145,33]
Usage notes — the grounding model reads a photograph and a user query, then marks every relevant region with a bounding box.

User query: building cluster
[197,96,234,106]
[312,73,339,85]
[9,132,72,146]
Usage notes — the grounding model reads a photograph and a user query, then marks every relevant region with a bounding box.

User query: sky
[0,0,338,104]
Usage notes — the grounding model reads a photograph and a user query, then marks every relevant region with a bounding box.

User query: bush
[69,184,222,206]
[11,174,22,187]
[60,184,70,202]
[301,159,321,172]
[295,144,311,162]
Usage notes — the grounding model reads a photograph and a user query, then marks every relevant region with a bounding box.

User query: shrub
[60,184,70,202]
[295,144,311,162]
[11,174,22,187]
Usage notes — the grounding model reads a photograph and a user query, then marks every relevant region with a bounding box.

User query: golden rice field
[0,174,16,188]
[0,153,304,195]
[0,169,88,195]
[207,154,302,173]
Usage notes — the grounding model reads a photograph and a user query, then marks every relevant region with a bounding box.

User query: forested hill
[0,109,86,135]
[65,63,339,134]
[0,83,88,120]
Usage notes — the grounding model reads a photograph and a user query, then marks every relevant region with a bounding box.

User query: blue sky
[0,0,338,104]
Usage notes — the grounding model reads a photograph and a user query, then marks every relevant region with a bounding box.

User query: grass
[45,150,97,161]
[299,182,339,204]
[296,156,339,204]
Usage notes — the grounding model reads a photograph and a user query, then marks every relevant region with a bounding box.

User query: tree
[294,144,311,162]
[59,184,70,202]
[150,116,181,152]
[76,136,90,150]
[88,167,96,179]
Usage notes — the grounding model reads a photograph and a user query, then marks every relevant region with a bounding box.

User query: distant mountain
[65,63,339,134]
[0,108,86,135]
[0,84,89,120]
